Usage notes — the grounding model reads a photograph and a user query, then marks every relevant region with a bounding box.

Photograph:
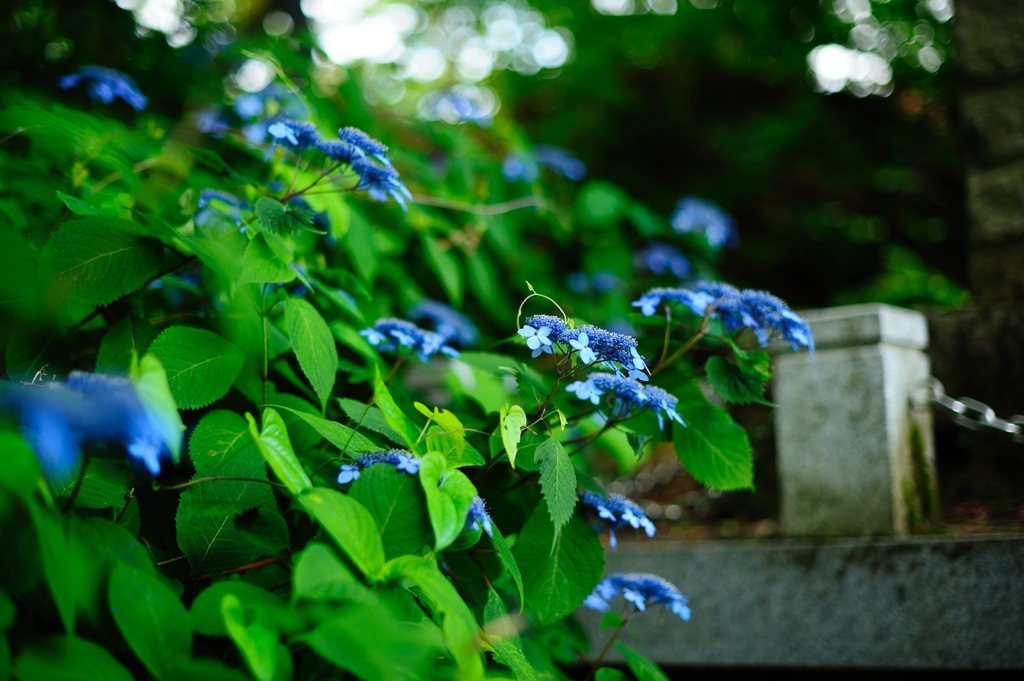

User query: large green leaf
[254,196,315,234]
[13,636,133,681]
[337,398,405,445]
[176,411,278,574]
[237,233,297,286]
[284,298,338,411]
[672,380,754,491]
[298,487,385,579]
[535,435,577,540]
[40,217,163,306]
[349,464,433,559]
[190,582,298,637]
[418,451,478,551]
[95,314,157,375]
[383,555,482,679]
[292,543,375,603]
[108,560,192,680]
[54,459,127,510]
[248,408,312,495]
[147,326,244,409]
[618,643,670,681]
[222,593,292,681]
[273,406,379,454]
[500,404,527,469]
[26,502,94,634]
[705,355,774,407]
[512,503,604,627]
[372,366,423,451]
[489,638,538,681]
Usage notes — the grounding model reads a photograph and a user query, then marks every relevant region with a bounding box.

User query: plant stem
[156,476,288,491]
[411,194,548,216]
[61,458,90,513]
[584,613,631,681]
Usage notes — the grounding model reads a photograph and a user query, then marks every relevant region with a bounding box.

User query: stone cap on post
[774,303,937,537]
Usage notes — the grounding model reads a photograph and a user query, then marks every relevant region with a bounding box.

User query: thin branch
[411,194,548,216]
[156,476,288,491]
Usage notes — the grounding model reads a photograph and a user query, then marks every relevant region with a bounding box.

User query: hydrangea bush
[0,42,811,681]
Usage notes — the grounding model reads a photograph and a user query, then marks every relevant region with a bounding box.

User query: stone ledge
[772,303,928,353]
[578,536,1024,669]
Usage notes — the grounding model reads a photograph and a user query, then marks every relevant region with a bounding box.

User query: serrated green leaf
[95,314,157,375]
[299,487,385,579]
[40,217,163,306]
[255,197,316,234]
[705,356,774,407]
[337,398,404,444]
[237,233,297,286]
[500,404,527,469]
[13,636,133,681]
[672,380,754,491]
[490,638,538,681]
[108,560,192,680]
[512,503,604,627]
[618,643,670,681]
[248,408,311,495]
[272,406,379,454]
[489,522,525,612]
[284,298,337,411]
[349,464,433,559]
[147,326,244,409]
[536,435,577,541]
[293,543,375,603]
[418,451,478,551]
[372,366,422,451]
[54,459,127,509]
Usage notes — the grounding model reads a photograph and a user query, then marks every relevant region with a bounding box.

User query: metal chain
[912,377,1024,443]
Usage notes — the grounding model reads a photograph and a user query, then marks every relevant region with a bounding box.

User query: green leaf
[221,593,292,681]
[372,366,422,451]
[705,356,774,407]
[414,402,466,458]
[13,636,133,681]
[489,523,525,612]
[618,643,670,681]
[254,197,316,234]
[176,411,278,573]
[490,638,538,681]
[626,431,654,458]
[189,232,245,280]
[273,406,379,454]
[595,668,630,681]
[349,463,433,559]
[54,459,127,509]
[147,326,244,409]
[293,543,376,603]
[298,487,385,579]
[131,353,186,464]
[237,233,297,286]
[190,582,297,637]
[40,217,163,306]
[284,298,338,411]
[248,408,311,495]
[108,560,192,680]
[95,314,157,375]
[417,451,478,551]
[513,503,604,627]
[672,380,754,491]
[26,502,93,634]
[337,398,404,445]
[536,436,577,540]
[601,611,623,631]
[342,209,379,284]
[500,404,527,469]
[422,236,463,306]
[56,190,105,217]
[382,555,483,679]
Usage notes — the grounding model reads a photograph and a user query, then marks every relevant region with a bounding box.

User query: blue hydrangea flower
[520,315,650,381]
[466,496,493,536]
[337,449,421,484]
[570,374,684,430]
[583,573,691,621]
[316,139,364,164]
[580,491,656,548]
[351,158,412,210]
[360,319,459,361]
[634,243,691,279]
[338,127,390,164]
[58,66,148,111]
[535,145,587,181]
[408,300,479,347]
[670,196,738,250]
[632,283,814,352]
[268,119,322,149]
[0,373,176,481]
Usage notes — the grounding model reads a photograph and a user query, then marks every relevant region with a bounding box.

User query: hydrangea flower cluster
[567,373,684,429]
[337,449,421,484]
[360,319,460,361]
[632,282,814,352]
[579,491,655,548]
[465,495,494,536]
[502,145,586,183]
[58,66,148,111]
[408,300,479,347]
[266,120,412,209]
[518,314,650,381]
[0,373,176,480]
[634,243,691,279]
[584,573,691,621]
[670,196,738,250]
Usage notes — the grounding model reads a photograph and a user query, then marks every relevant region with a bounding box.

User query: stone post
[774,304,937,536]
